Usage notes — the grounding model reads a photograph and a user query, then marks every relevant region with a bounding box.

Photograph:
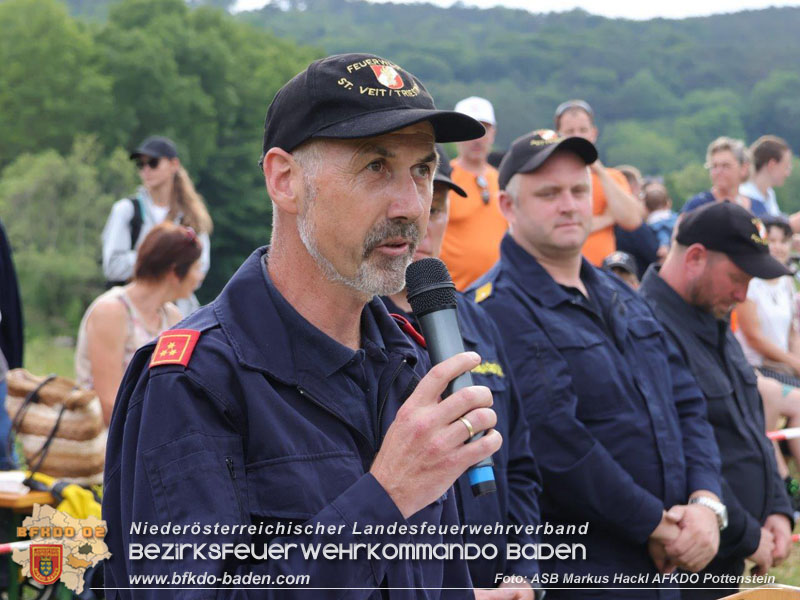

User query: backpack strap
[128,196,144,250]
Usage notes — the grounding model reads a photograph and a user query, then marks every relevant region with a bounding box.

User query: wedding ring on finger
[459,416,475,439]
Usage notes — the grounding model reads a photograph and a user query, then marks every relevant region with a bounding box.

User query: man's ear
[498,190,515,227]
[684,243,708,276]
[263,148,302,215]
[739,162,751,183]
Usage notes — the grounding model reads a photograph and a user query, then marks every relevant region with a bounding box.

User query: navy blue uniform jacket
[639,266,793,566]
[103,248,473,599]
[471,235,722,599]
[382,294,543,588]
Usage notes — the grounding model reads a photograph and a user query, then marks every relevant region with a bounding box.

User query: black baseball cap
[676,201,791,279]
[130,136,178,160]
[434,144,466,197]
[498,129,597,190]
[602,251,637,276]
[261,53,485,158]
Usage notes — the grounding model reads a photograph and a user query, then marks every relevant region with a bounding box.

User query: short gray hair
[291,139,324,180]
[706,136,749,166]
[269,140,324,234]
[504,174,522,204]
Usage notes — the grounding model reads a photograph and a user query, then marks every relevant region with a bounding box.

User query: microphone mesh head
[406,258,457,316]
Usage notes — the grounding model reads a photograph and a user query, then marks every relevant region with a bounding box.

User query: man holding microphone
[103,53,500,598]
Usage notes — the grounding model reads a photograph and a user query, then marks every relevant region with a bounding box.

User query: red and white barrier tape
[0,540,32,555]
[767,427,800,441]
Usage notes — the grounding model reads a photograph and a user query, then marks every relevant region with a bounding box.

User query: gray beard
[297,187,419,297]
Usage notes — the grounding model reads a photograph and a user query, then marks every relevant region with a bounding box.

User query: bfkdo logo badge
[31,544,63,585]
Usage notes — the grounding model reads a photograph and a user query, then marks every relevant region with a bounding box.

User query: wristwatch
[689,496,728,530]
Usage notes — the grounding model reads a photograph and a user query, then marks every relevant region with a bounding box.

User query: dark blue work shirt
[639,266,793,568]
[682,192,769,218]
[103,247,474,599]
[470,234,722,599]
[381,294,542,589]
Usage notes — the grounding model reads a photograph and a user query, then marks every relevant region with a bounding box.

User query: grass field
[15,336,800,589]
[771,543,800,585]
[23,336,75,380]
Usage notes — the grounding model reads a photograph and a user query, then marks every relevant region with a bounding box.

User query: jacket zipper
[225,456,245,521]
[376,358,411,451]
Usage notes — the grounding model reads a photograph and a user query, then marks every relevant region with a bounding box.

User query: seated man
[639,202,794,598]
[382,145,543,599]
[103,53,500,599]
[472,129,723,599]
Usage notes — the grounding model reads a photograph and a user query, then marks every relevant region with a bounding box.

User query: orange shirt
[440,162,507,290]
[582,168,631,266]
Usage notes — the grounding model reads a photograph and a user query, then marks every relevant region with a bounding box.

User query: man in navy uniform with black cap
[470,130,724,598]
[382,146,543,599]
[639,202,794,599]
[103,54,502,598]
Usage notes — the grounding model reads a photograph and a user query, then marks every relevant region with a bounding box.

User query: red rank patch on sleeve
[149,329,201,368]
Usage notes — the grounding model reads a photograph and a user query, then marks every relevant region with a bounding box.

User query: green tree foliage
[8,0,800,342]
[746,71,800,148]
[601,121,686,175]
[240,0,800,169]
[0,136,137,337]
[776,158,800,216]
[0,0,317,339]
[673,106,746,159]
[92,0,318,298]
[607,70,681,121]
[664,163,709,210]
[0,0,113,167]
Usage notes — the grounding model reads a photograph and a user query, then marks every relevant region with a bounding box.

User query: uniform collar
[214,247,418,384]
[640,265,723,347]
[499,233,605,309]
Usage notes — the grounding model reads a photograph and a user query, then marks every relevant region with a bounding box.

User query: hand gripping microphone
[406,258,496,497]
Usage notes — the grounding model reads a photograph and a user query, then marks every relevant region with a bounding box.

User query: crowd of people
[2,50,800,599]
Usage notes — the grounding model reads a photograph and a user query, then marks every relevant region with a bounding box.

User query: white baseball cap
[454,96,496,126]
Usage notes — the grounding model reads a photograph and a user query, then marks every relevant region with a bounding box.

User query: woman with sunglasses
[101,135,213,316]
[78,223,203,424]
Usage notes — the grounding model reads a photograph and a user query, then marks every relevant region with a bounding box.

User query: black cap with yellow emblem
[261,53,485,159]
[676,201,792,279]
[498,129,597,190]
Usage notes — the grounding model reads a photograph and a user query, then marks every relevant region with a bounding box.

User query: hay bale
[5,369,105,483]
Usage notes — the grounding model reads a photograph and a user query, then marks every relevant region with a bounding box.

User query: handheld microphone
[406,258,496,497]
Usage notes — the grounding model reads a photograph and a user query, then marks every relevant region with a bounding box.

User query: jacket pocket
[628,317,672,388]
[246,451,363,520]
[695,371,736,430]
[147,445,241,526]
[551,329,623,420]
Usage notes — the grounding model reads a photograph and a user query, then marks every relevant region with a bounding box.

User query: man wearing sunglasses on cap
[440,96,508,291]
[554,99,643,268]
[103,54,502,599]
